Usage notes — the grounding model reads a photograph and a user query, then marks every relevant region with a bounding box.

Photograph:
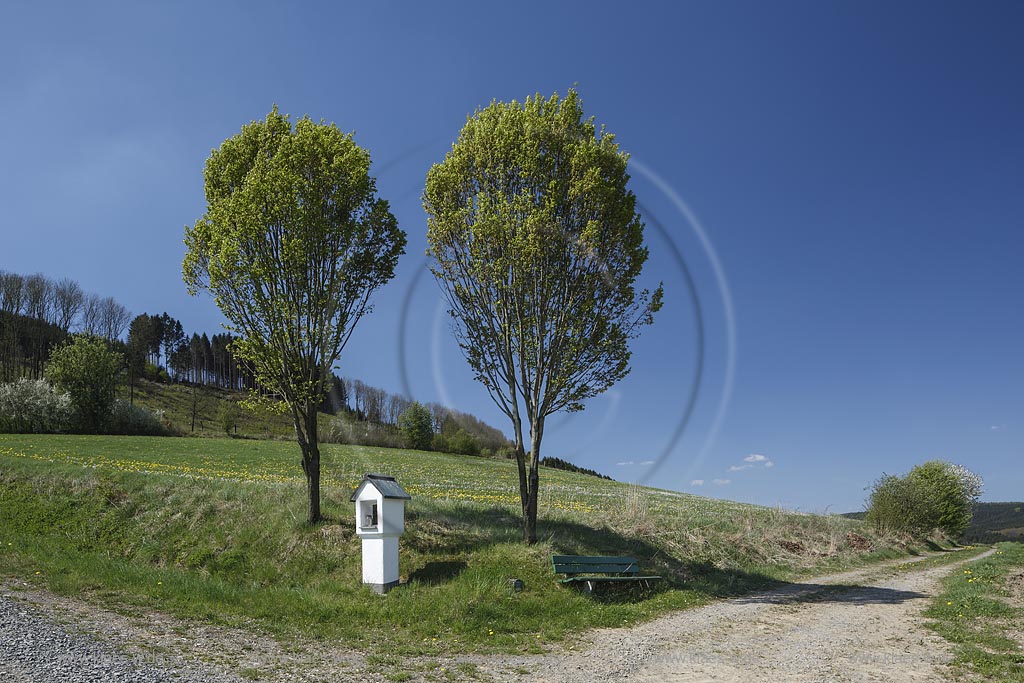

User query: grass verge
[925,541,1024,681]
[1,434,940,655]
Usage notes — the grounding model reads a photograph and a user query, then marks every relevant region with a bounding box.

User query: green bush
[108,400,171,436]
[217,401,241,436]
[866,474,931,534]
[0,379,73,433]
[448,429,480,457]
[906,460,974,538]
[143,362,169,383]
[397,401,433,450]
[866,461,982,538]
[323,416,404,449]
[430,433,449,453]
[45,336,123,434]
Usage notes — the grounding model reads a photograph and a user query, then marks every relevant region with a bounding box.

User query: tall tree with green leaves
[45,335,123,434]
[423,90,663,543]
[184,107,406,524]
[398,401,434,451]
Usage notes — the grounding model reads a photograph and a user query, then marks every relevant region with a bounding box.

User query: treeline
[540,456,613,480]
[0,270,130,380]
[0,269,517,458]
[125,312,257,391]
[126,314,514,453]
[0,270,260,393]
[322,376,512,455]
[962,502,1024,543]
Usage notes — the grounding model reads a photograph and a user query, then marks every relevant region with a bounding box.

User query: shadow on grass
[406,506,944,608]
[407,560,468,586]
[407,506,781,598]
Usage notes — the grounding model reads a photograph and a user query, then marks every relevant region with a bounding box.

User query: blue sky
[2,1,1021,511]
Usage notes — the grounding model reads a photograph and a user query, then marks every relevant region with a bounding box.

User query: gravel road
[476,548,996,683]
[0,589,243,683]
[0,550,992,683]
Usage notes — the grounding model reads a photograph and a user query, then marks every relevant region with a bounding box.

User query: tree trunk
[296,403,322,525]
[304,451,321,524]
[525,465,539,544]
[511,413,529,525]
[523,416,545,545]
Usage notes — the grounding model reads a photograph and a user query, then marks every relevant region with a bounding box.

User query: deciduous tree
[424,90,662,542]
[45,335,123,434]
[184,106,405,524]
[53,278,85,331]
[398,401,433,451]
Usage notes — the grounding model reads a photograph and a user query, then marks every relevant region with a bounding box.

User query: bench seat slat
[553,564,640,575]
[551,555,637,564]
[559,575,661,583]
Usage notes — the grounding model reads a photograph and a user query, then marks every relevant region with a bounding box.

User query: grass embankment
[1,434,931,655]
[926,541,1024,681]
[132,379,394,447]
[131,380,297,438]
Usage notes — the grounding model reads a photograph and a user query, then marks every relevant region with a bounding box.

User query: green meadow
[1,434,928,654]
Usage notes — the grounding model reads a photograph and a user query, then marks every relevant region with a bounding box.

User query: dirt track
[1,550,992,682]
[477,549,995,682]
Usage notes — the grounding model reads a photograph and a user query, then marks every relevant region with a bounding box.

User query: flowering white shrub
[0,378,73,433]
[947,462,984,501]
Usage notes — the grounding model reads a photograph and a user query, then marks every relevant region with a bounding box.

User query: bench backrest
[551,555,640,576]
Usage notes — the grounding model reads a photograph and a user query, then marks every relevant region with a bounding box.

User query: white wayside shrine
[350,473,411,594]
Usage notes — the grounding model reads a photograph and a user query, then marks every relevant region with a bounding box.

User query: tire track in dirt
[478,549,995,683]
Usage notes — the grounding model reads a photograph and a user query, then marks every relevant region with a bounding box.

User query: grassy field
[1,434,934,655]
[925,541,1024,681]
[131,380,298,438]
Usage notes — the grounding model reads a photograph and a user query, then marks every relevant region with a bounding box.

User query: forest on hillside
[0,269,507,451]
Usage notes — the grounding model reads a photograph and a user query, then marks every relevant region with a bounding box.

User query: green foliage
[108,399,170,436]
[183,106,406,522]
[143,362,169,383]
[541,456,612,480]
[45,336,123,434]
[906,460,974,538]
[866,474,931,535]
[183,106,406,411]
[963,502,1024,543]
[217,401,241,436]
[397,401,433,450]
[132,379,295,439]
[423,89,663,542]
[0,310,71,382]
[0,379,72,433]
[430,432,449,453]
[323,414,404,449]
[424,89,662,416]
[866,461,982,538]
[447,428,480,457]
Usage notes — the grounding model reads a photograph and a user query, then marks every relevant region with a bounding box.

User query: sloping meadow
[0,434,914,653]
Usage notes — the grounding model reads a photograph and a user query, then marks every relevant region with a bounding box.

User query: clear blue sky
[2,1,1021,512]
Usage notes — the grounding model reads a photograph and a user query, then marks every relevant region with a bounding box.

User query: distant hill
[843,502,1024,542]
[963,502,1024,543]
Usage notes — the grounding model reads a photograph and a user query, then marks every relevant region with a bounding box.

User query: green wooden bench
[551,555,662,593]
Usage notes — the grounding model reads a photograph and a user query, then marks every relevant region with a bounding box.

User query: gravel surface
[0,550,992,683]
[474,548,997,683]
[0,591,242,683]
